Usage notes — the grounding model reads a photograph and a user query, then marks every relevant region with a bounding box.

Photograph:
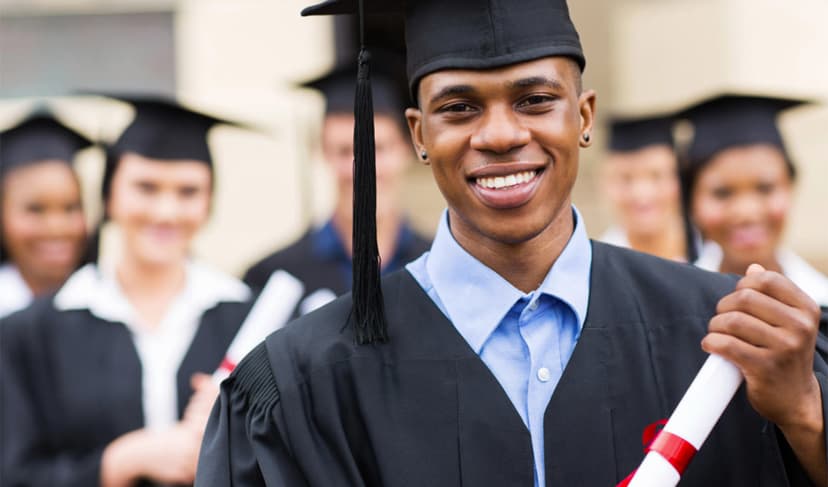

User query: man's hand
[703,263,826,486]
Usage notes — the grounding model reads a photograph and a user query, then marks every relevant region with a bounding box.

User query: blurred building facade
[1,0,825,274]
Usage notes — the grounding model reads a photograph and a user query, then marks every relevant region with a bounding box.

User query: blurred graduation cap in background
[301,50,409,120]
[99,94,246,166]
[608,116,675,153]
[0,111,94,178]
[301,0,586,344]
[681,95,807,167]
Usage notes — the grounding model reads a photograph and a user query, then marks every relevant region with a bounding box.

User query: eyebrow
[428,84,475,106]
[507,76,564,91]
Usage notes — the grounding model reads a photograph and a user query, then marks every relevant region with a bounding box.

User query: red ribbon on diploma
[219,357,236,374]
[617,421,698,486]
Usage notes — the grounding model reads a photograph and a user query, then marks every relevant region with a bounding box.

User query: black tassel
[351,48,388,345]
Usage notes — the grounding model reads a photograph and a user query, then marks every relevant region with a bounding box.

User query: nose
[150,192,179,222]
[469,104,531,155]
[730,193,762,222]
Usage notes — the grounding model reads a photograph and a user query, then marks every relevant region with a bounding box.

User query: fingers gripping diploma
[703,264,827,486]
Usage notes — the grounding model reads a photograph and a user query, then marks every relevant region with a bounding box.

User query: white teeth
[476,170,536,190]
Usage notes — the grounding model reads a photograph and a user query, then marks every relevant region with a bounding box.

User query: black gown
[0,293,252,487]
[243,223,431,316]
[196,242,828,486]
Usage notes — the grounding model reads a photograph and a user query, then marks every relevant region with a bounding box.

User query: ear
[578,89,597,148]
[406,107,428,164]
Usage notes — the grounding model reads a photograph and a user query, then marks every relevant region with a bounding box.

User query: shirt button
[537,367,551,382]
[527,300,538,311]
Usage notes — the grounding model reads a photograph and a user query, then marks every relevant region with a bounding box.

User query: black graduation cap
[104,95,240,166]
[608,116,675,153]
[302,52,409,118]
[301,0,586,345]
[303,0,585,98]
[0,112,93,178]
[682,95,806,166]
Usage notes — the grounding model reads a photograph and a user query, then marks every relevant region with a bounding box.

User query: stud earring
[582,132,591,143]
[420,150,428,160]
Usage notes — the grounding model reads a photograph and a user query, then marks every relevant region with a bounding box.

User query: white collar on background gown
[695,241,828,308]
[54,262,250,430]
[0,264,33,319]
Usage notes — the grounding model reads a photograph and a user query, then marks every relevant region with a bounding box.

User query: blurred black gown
[196,243,828,487]
[0,266,252,487]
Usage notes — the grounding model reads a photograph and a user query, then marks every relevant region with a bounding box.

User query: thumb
[746,263,766,276]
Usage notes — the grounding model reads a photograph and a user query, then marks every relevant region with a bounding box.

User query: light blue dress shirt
[406,207,592,487]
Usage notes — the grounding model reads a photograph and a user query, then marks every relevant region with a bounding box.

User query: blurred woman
[600,115,694,261]
[682,95,828,307]
[0,113,91,318]
[1,97,252,486]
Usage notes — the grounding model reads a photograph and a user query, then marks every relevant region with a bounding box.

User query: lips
[32,240,76,264]
[467,161,546,209]
[728,225,769,249]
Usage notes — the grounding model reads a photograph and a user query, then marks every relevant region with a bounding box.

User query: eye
[64,202,82,214]
[516,94,556,108]
[25,203,46,214]
[178,186,202,198]
[439,102,476,113]
[136,181,158,194]
[711,187,732,200]
[756,182,775,195]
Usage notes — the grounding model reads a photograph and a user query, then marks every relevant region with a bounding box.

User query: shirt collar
[54,262,250,325]
[425,207,592,353]
[312,218,420,264]
[0,264,33,316]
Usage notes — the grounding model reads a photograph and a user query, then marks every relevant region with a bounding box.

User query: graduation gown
[196,242,828,486]
[243,223,431,316]
[0,287,252,486]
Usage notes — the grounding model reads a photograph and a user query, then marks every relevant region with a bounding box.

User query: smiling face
[691,144,793,273]
[106,153,212,268]
[603,145,681,238]
[407,57,595,251]
[1,161,87,291]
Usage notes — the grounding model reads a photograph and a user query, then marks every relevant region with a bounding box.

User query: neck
[18,270,64,297]
[626,218,687,262]
[451,206,574,294]
[331,204,404,269]
[115,253,187,328]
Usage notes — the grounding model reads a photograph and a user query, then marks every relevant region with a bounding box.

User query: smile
[468,162,546,210]
[475,170,537,190]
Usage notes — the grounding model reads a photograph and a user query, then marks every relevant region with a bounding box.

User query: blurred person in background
[243,55,431,316]
[0,112,91,319]
[599,115,696,262]
[681,95,828,308]
[0,97,252,487]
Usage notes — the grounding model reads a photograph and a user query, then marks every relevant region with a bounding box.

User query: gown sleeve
[1,308,104,486]
[195,344,309,487]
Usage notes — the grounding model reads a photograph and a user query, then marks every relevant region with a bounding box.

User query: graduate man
[196,1,828,485]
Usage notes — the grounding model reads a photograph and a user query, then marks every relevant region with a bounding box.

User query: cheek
[2,209,40,246]
[765,191,791,225]
[692,196,726,235]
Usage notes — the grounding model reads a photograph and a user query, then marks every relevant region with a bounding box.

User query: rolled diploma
[213,270,304,382]
[626,354,744,486]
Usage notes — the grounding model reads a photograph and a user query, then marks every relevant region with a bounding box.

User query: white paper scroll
[213,269,304,382]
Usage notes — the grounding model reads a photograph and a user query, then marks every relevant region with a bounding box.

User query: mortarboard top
[102,95,242,165]
[302,51,409,118]
[302,0,586,99]
[682,95,807,167]
[608,116,675,153]
[0,112,93,178]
